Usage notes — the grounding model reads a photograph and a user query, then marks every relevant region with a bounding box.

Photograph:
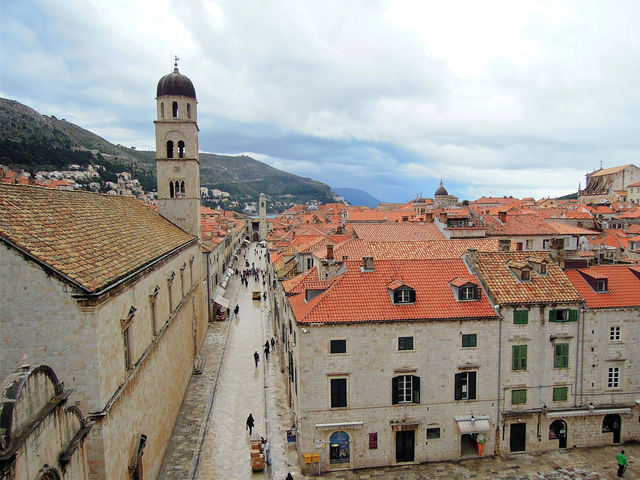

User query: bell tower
[258,192,267,241]
[154,58,201,237]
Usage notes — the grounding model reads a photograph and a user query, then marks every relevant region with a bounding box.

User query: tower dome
[157,65,196,99]
[435,179,448,196]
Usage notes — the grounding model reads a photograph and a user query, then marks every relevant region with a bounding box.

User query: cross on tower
[174,55,180,68]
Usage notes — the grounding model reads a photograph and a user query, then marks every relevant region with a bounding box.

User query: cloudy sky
[2,0,639,203]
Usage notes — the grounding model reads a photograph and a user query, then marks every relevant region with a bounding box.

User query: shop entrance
[510,423,526,452]
[395,430,415,463]
[460,434,477,457]
[549,419,567,448]
[329,431,350,465]
[602,414,621,444]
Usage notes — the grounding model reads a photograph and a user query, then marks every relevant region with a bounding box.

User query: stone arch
[178,140,185,158]
[329,431,350,464]
[172,101,178,118]
[166,140,174,158]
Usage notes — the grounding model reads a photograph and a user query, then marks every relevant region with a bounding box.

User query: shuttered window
[549,309,578,322]
[513,310,529,324]
[511,389,527,404]
[330,378,347,408]
[454,372,477,400]
[512,345,527,370]
[553,343,569,368]
[552,387,568,401]
[392,375,420,404]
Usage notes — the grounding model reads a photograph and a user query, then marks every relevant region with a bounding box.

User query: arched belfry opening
[172,101,178,118]
[166,140,174,158]
[187,103,191,118]
[161,102,165,118]
[178,140,185,158]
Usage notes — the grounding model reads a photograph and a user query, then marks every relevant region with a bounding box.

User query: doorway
[602,414,621,443]
[510,423,526,452]
[395,430,415,463]
[329,431,350,464]
[460,433,477,457]
[549,420,567,448]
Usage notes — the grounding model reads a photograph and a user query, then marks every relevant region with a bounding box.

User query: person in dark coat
[264,341,270,355]
[264,345,269,360]
[286,473,294,480]
[246,413,254,435]
[270,337,275,348]
[254,351,259,367]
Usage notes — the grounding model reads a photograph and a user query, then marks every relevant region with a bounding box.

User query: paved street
[160,242,638,480]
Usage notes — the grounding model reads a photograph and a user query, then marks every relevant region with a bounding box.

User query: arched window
[187,103,191,118]
[169,181,175,198]
[160,102,165,118]
[180,181,185,197]
[178,140,185,158]
[175,180,181,198]
[172,101,178,118]
[166,140,174,158]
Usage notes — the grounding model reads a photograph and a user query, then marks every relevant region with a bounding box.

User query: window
[552,386,568,401]
[462,334,477,348]
[511,389,527,404]
[172,101,178,117]
[512,345,527,370]
[454,371,477,400]
[539,264,547,275]
[596,279,608,292]
[459,285,477,300]
[330,378,347,407]
[609,326,621,342]
[549,309,578,322]
[187,102,191,118]
[178,140,185,158]
[330,339,346,354]
[166,140,174,158]
[180,264,186,297]
[398,336,414,351]
[306,258,314,270]
[525,239,533,250]
[168,272,175,313]
[521,269,530,281]
[513,310,529,325]
[161,102,165,118]
[392,375,420,404]
[394,289,415,304]
[553,343,569,368]
[607,367,620,388]
[426,428,441,439]
[150,286,160,335]
[123,326,133,370]
[543,239,551,249]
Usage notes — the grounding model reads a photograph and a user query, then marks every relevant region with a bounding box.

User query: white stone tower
[155,59,201,237]
[258,192,267,241]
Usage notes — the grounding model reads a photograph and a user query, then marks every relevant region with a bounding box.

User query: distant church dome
[308,205,319,211]
[157,64,196,99]
[435,179,448,196]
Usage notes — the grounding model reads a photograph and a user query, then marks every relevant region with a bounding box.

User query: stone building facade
[0,365,91,480]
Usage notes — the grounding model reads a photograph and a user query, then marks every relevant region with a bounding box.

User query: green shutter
[554,343,569,368]
[569,309,578,322]
[549,310,558,322]
[511,389,527,404]
[462,334,477,347]
[512,345,527,370]
[514,310,529,324]
[552,387,568,401]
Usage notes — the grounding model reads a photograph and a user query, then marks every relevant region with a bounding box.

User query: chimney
[326,243,334,260]
[499,239,511,251]
[439,212,448,224]
[466,249,478,271]
[498,211,507,223]
[362,256,374,271]
[425,212,433,223]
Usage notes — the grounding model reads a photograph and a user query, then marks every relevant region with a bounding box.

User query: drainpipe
[496,304,502,453]
[579,308,586,407]
[574,305,581,407]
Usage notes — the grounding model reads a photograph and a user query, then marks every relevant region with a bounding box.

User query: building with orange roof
[579,164,640,205]
[276,256,500,471]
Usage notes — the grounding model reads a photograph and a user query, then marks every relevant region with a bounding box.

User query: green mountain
[0,98,336,210]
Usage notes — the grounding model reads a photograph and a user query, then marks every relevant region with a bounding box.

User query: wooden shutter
[412,375,420,403]
[454,373,462,400]
[409,289,416,303]
[569,309,578,322]
[549,310,557,322]
[392,376,399,405]
[468,372,477,400]
[331,378,346,408]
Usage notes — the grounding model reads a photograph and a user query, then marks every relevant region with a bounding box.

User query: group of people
[254,337,276,366]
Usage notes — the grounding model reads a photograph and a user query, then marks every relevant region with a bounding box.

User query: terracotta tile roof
[353,223,445,242]
[565,266,640,309]
[473,251,583,305]
[369,238,513,259]
[287,259,498,324]
[545,222,599,235]
[0,184,195,293]
[589,165,633,177]
[347,210,412,222]
[484,214,558,236]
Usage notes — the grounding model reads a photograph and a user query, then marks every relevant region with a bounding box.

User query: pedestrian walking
[264,341,270,355]
[617,449,628,477]
[234,304,239,315]
[286,473,293,480]
[264,345,269,360]
[246,413,254,435]
[270,337,275,348]
[254,351,259,367]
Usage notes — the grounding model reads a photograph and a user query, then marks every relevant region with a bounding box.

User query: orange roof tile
[0,184,195,293]
[565,266,640,309]
[474,251,583,305]
[353,223,445,242]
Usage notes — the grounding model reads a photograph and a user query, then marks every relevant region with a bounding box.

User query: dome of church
[308,205,319,211]
[157,67,196,99]
[435,180,448,196]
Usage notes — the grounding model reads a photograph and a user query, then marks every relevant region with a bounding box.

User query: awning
[546,407,632,418]
[225,268,234,276]
[455,417,491,434]
[315,421,363,430]
[212,287,230,308]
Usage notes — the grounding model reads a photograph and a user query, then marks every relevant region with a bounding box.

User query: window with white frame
[525,239,533,249]
[609,326,621,342]
[607,366,620,388]
[392,375,420,404]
